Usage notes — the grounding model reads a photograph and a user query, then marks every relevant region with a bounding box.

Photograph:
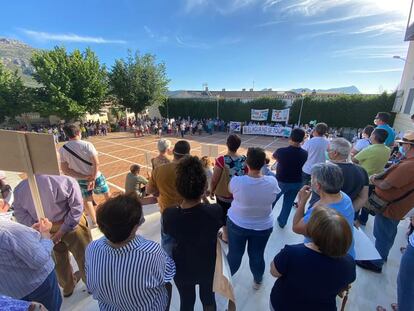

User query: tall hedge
[159,97,286,122]
[159,92,396,128]
[288,92,396,128]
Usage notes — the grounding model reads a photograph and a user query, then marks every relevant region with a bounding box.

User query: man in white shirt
[59,124,110,225]
[301,123,329,185]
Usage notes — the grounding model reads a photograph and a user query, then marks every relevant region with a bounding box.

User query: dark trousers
[175,280,216,311]
[22,271,62,311]
[216,198,232,225]
[227,218,272,283]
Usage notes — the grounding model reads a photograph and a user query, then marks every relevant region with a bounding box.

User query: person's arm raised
[292,186,311,235]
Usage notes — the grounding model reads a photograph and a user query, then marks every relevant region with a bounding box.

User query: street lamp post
[393,55,407,62]
[297,91,305,126]
[216,95,220,119]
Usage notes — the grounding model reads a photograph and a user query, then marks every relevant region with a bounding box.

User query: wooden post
[16,134,46,219]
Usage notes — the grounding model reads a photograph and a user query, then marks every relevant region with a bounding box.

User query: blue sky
[0,0,411,93]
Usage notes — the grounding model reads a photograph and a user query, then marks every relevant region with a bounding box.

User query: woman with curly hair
[162,156,223,311]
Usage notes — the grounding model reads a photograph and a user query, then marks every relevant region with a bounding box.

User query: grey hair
[311,162,344,194]
[157,139,172,153]
[329,138,351,159]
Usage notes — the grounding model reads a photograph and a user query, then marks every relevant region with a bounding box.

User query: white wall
[394,40,414,132]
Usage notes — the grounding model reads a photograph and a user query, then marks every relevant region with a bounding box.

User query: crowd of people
[0,112,413,311]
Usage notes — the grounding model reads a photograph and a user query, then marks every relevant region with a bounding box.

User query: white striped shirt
[86,235,175,311]
[0,220,55,298]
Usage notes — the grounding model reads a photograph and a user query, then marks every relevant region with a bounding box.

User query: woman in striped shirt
[85,193,176,310]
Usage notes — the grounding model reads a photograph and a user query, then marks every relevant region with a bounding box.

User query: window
[404,88,414,114]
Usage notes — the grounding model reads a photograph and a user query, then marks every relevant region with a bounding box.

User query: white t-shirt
[59,140,101,179]
[302,136,329,175]
[354,138,371,152]
[228,175,280,230]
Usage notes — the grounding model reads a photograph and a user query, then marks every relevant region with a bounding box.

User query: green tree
[31,46,108,121]
[0,61,33,123]
[109,51,170,119]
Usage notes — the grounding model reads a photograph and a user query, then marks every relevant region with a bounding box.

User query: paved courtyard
[5,131,409,310]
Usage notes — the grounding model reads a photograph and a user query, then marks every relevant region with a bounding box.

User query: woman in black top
[270,206,356,311]
[163,156,223,311]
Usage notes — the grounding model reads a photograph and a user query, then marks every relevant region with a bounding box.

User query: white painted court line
[106,181,125,192]
[98,150,153,170]
[100,153,144,167]
[263,138,279,150]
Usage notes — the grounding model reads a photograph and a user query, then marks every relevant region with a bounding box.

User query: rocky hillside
[0,38,38,87]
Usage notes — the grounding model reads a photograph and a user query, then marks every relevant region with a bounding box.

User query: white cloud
[297,30,339,39]
[175,36,210,49]
[331,44,408,58]
[351,21,406,36]
[304,13,378,25]
[254,20,284,27]
[21,29,126,44]
[345,68,404,74]
[277,0,408,17]
[183,0,261,14]
[143,26,169,43]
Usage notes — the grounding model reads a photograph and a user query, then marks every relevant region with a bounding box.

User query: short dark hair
[63,124,80,139]
[376,112,391,123]
[246,147,266,170]
[372,128,388,144]
[173,140,191,159]
[130,164,140,174]
[227,134,241,152]
[306,206,353,258]
[315,123,328,136]
[97,192,142,243]
[411,114,414,120]
[363,125,375,137]
[290,128,306,143]
[176,156,206,200]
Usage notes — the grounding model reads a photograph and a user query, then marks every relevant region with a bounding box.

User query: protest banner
[251,109,269,121]
[271,108,290,123]
[201,144,219,157]
[242,125,292,137]
[229,121,241,132]
[0,130,60,219]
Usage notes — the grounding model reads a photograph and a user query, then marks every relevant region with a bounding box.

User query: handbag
[214,164,231,197]
[365,188,414,215]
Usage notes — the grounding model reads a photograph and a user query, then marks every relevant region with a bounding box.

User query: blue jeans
[372,214,400,268]
[160,218,175,257]
[22,271,62,311]
[273,182,302,228]
[226,218,272,283]
[398,243,414,311]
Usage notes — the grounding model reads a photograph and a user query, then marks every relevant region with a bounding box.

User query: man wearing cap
[147,140,190,255]
[356,131,414,273]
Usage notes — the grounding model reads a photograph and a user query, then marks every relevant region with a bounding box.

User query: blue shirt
[377,124,395,147]
[0,220,55,298]
[303,192,356,258]
[86,235,176,311]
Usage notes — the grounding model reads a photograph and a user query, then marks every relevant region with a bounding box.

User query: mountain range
[290,86,361,94]
[0,38,38,87]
